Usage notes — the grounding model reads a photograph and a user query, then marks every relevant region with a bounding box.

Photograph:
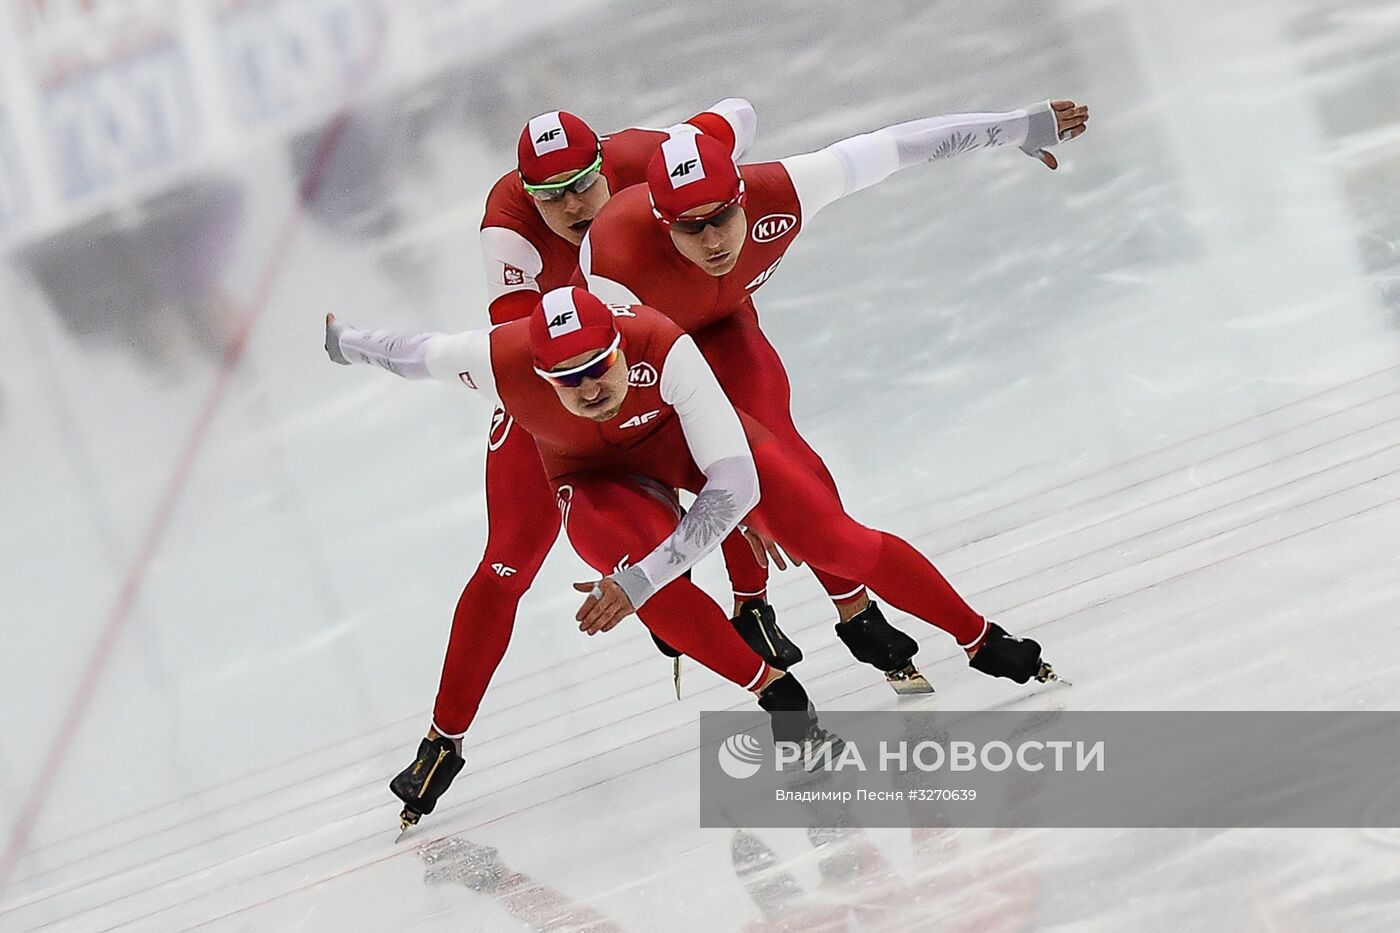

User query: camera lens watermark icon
[718,732,765,779]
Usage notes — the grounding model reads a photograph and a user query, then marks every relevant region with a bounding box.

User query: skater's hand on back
[573,578,635,635]
[1033,100,1090,171]
[741,526,800,572]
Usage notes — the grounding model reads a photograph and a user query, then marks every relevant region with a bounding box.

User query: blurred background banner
[0,59,27,232]
[17,0,194,202]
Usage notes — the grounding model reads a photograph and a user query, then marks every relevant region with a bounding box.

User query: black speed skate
[391,736,465,838]
[756,673,843,769]
[834,602,933,695]
[652,600,800,664]
[731,599,803,669]
[969,622,1069,685]
[651,600,800,701]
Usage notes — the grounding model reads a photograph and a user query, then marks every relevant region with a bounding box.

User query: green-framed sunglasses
[521,151,605,202]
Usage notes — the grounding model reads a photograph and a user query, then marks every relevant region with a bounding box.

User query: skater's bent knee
[466,559,539,598]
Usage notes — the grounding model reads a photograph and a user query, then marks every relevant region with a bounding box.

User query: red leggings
[560,427,988,692]
[430,408,767,737]
[695,309,866,603]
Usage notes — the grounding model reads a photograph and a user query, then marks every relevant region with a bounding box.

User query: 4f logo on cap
[542,290,582,337]
[527,112,569,157]
[660,133,706,189]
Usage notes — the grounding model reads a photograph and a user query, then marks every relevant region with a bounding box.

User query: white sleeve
[480,226,544,307]
[610,336,760,608]
[578,231,643,304]
[332,324,500,403]
[700,97,758,159]
[782,102,1061,218]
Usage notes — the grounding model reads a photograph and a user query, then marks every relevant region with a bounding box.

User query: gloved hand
[1020,99,1090,170]
[325,313,351,365]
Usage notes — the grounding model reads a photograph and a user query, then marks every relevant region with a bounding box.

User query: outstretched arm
[574,336,759,632]
[783,99,1090,218]
[325,314,500,401]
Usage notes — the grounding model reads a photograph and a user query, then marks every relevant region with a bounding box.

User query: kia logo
[627,363,658,387]
[751,213,796,243]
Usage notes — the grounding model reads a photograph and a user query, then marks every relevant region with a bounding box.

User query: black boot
[834,602,932,694]
[834,601,916,669]
[968,622,1043,684]
[392,736,465,830]
[756,674,842,768]
[731,599,803,668]
[756,672,819,744]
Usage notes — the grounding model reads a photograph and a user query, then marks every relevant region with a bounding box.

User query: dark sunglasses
[670,201,741,235]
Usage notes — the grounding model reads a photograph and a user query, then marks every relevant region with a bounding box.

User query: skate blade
[886,664,934,696]
[1035,662,1072,687]
[395,807,421,843]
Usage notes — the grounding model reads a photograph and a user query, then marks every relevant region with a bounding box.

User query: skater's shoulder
[481,172,546,235]
[615,305,686,357]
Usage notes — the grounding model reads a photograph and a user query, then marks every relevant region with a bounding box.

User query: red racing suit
[434,101,759,737]
[333,307,990,700]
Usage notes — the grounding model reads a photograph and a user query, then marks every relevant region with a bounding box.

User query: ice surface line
[954,425,1400,594]
[890,377,1400,548]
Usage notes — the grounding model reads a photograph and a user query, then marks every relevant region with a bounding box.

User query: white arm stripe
[659,335,752,472]
[681,97,758,159]
[712,97,758,159]
[602,335,760,608]
[424,328,500,402]
[781,108,1036,219]
[782,149,851,219]
[480,226,545,303]
[587,275,643,306]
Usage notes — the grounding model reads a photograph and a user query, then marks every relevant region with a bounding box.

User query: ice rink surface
[3,0,1400,929]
